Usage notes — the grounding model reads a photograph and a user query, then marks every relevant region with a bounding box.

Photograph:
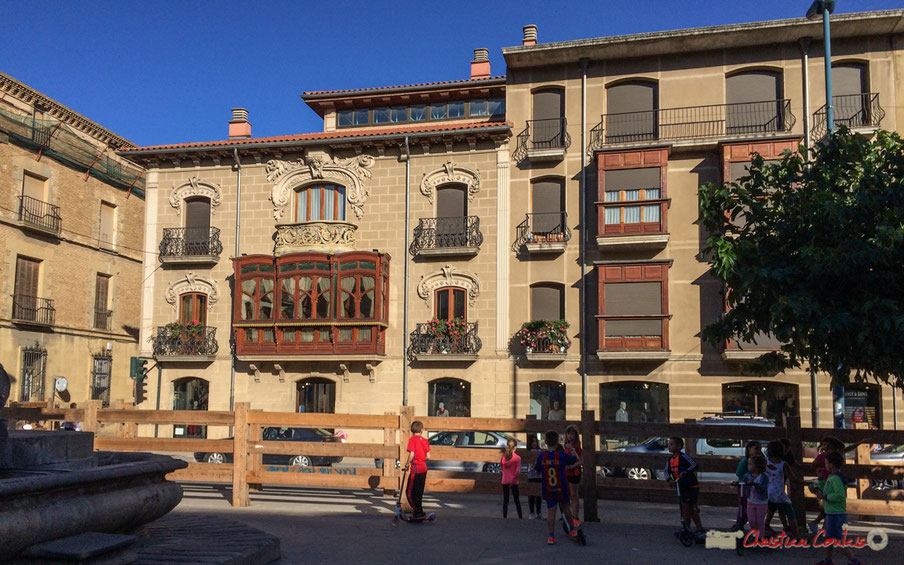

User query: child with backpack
[666,436,705,543]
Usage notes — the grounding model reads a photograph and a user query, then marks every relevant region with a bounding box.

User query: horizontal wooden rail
[248,411,397,429]
[169,462,234,483]
[97,409,235,425]
[801,427,904,445]
[250,441,396,459]
[247,470,393,489]
[95,437,232,453]
[597,421,786,441]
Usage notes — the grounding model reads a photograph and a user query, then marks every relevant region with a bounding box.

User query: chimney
[522,24,538,46]
[470,48,491,80]
[228,108,251,139]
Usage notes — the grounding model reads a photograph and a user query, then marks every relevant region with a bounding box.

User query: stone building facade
[0,72,145,412]
[121,10,904,437]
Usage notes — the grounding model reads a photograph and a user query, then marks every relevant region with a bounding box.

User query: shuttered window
[185,198,211,229]
[832,63,869,126]
[531,284,564,321]
[15,256,39,298]
[603,168,662,225]
[604,282,662,337]
[532,89,564,121]
[531,179,564,234]
[99,202,115,248]
[606,82,657,142]
[531,89,565,148]
[726,71,782,133]
[833,63,867,96]
[23,173,46,201]
[598,262,669,346]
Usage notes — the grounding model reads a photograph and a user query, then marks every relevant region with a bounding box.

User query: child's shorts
[824,513,846,541]
[678,486,699,506]
[767,501,796,520]
[545,493,569,508]
[567,472,582,485]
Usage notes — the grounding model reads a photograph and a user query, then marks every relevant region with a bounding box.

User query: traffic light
[129,357,148,381]
[134,378,148,405]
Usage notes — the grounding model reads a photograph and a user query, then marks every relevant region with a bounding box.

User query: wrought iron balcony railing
[513,117,571,161]
[513,212,571,251]
[17,195,61,235]
[589,99,795,149]
[159,227,223,261]
[408,322,482,360]
[409,216,483,255]
[811,93,885,140]
[153,325,219,358]
[94,309,113,331]
[11,294,55,326]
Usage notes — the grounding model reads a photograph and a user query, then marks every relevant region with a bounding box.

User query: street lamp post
[807,0,836,135]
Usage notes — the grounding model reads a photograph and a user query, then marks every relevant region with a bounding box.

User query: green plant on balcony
[165,320,205,339]
[164,322,182,339]
[425,318,447,336]
[515,319,571,353]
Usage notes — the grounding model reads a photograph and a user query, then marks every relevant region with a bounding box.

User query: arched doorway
[428,378,471,418]
[173,377,209,439]
[722,381,798,423]
[530,381,566,420]
[296,378,335,413]
[599,381,669,423]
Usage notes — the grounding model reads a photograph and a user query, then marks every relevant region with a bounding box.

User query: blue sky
[1,0,898,146]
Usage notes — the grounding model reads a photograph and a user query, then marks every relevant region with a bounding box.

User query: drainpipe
[580,58,589,411]
[402,136,411,406]
[801,38,812,155]
[230,147,242,417]
[154,364,162,438]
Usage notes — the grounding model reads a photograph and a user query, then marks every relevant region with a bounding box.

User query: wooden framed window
[94,274,111,329]
[295,184,346,222]
[179,292,208,325]
[606,80,658,142]
[597,148,669,237]
[597,261,670,350]
[14,255,39,299]
[435,287,466,321]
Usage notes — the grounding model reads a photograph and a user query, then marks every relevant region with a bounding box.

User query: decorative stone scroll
[417,264,480,309]
[266,153,375,221]
[164,272,219,313]
[420,160,481,204]
[274,221,357,255]
[169,177,222,214]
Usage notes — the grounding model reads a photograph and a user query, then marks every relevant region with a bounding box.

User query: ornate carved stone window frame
[169,177,222,215]
[417,264,480,309]
[420,160,481,204]
[164,272,219,314]
[267,152,374,221]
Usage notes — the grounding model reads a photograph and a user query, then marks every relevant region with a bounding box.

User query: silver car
[427,431,524,473]
[868,444,904,490]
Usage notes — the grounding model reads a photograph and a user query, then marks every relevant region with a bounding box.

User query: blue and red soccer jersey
[406,435,430,474]
[533,449,577,504]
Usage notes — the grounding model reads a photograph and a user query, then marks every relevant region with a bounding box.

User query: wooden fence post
[854,423,870,499]
[114,399,127,438]
[783,414,806,531]
[231,402,250,507]
[383,411,396,496]
[581,409,599,522]
[248,411,263,492]
[82,400,100,436]
[683,418,697,458]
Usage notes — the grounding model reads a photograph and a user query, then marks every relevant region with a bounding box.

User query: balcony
[159,227,223,264]
[589,100,795,149]
[595,316,670,361]
[93,309,113,331]
[513,118,571,162]
[11,294,55,327]
[597,200,669,251]
[16,195,61,237]
[408,322,481,362]
[514,320,571,362]
[153,325,219,362]
[811,93,884,141]
[274,221,358,255]
[514,212,570,254]
[409,216,483,257]
[722,334,783,362]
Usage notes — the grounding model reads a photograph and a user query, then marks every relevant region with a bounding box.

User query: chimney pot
[523,24,538,46]
[470,48,491,80]
[228,107,251,139]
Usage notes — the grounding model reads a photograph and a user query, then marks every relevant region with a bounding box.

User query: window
[91,353,112,408]
[470,99,488,117]
[531,88,565,148]
[530,381,566,420]
[20,343,47,402]
[531,178,565,236]
[353,109,369,125]
[600,382,669,422]
[448,101,465,118]
[410,105,426,121]
[430,104,447,120]
[428,378,470,417]
[234,251,390,356]
[295,184,346,222]
[184,197,211,255]
[603,168,662,230]
[373,108,390,124]
[13,255,42,323]
[297,378,335,413]
[598,261,670,350]
[435,287,466,321]
[725,70,783,133]
[530,283,564,321]
[22,172,46,201]
[180,293,207,326]
[488,98,505,116]
[94,274,111,330]
[435,184,468,245]
[723,382,798,424]
[99,201,115,249]
[173,377,209,438]
[832,62,870,128]
[337,110,353,127]
[390,107,408,123]
[606,81,658,142]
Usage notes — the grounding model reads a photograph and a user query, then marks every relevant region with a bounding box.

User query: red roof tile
[302,76,506,97]
[119,120,510,153]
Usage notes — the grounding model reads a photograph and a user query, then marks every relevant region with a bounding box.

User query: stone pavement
[172,483,904,564]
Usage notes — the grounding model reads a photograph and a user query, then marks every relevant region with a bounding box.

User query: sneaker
[536,513,544,520]
[530,512,536,520]
[573,518,580,528]
[570,527,578,538]
[694,530,707,540]
[547,535,556,545]
[412,511,426,520]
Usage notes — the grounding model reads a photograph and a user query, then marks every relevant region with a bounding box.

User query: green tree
[699,129,904,387]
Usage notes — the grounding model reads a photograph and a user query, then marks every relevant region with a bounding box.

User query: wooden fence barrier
[3,401,903,522]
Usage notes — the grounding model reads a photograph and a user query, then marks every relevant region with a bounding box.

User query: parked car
[194,427,343,467]
[605,414,775,482]
[868,444,904,490]
[427,431,524,473]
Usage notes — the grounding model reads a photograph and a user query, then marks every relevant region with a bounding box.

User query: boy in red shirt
[403,420,430,519]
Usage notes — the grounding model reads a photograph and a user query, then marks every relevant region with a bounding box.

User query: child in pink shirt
[500,438,523,518]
